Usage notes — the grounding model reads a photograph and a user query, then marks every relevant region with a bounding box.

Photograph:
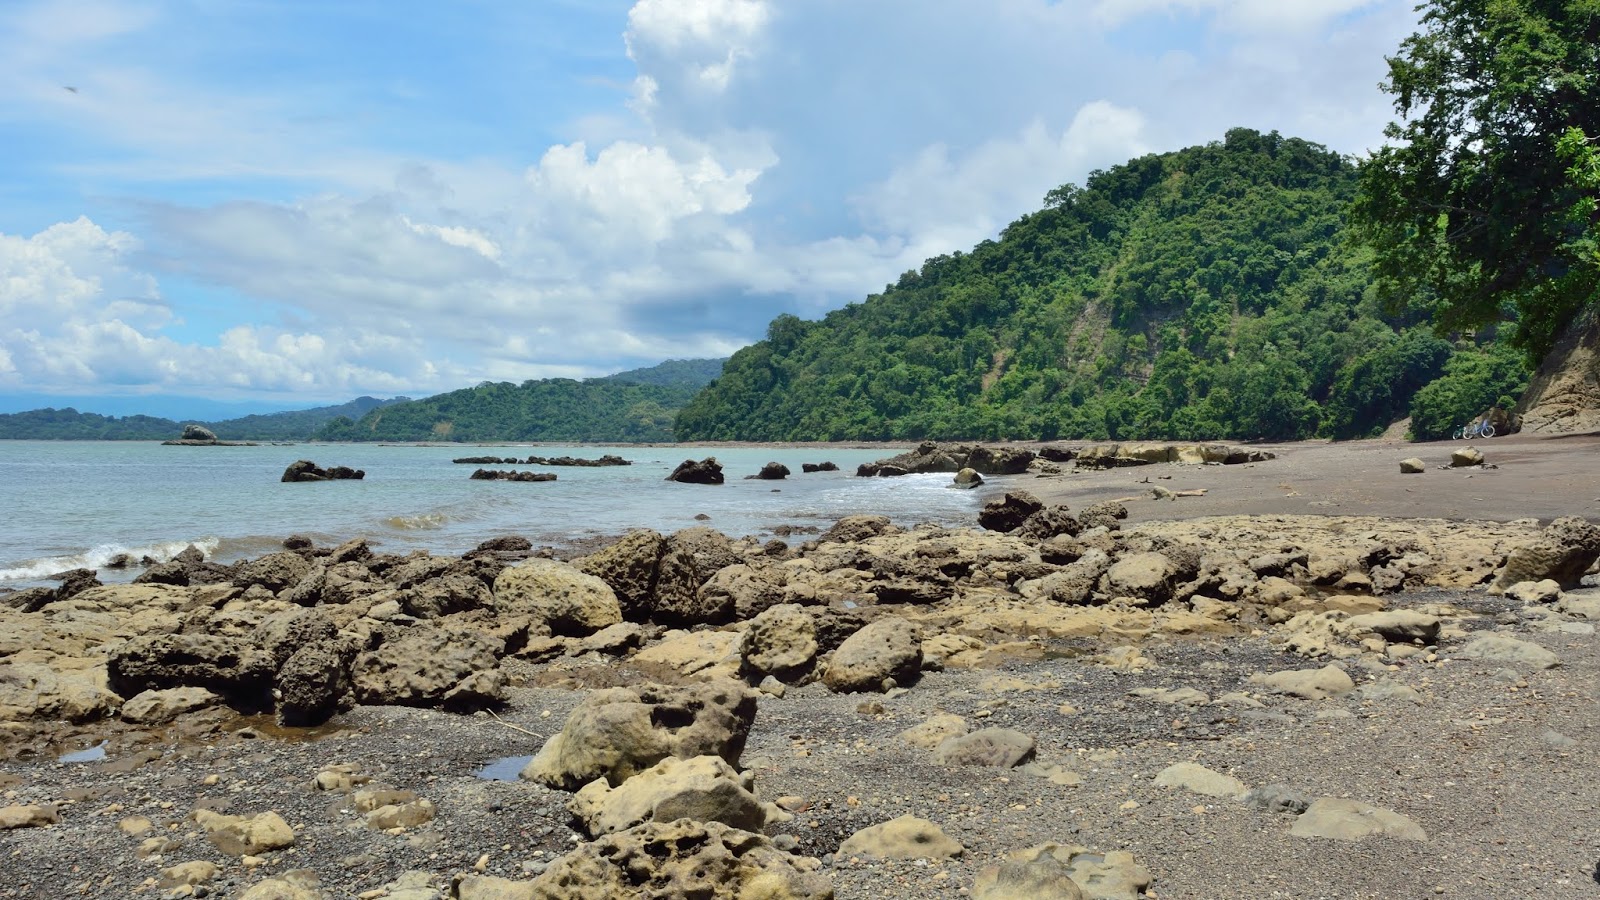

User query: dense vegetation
[0,396,404,441]
[676,129,1527,443]
[1353,0,1599,363]
[314,358,724,442]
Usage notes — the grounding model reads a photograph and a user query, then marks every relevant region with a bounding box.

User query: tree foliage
[1351,0,1600,362]
[676,129,1508,443]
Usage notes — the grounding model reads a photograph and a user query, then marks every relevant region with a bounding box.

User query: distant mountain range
[0,358,726,442]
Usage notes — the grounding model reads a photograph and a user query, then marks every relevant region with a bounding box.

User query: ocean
[0,442,985,588]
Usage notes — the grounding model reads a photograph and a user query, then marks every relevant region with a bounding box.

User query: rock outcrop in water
[667,457,725,485]
[281,460,365,482]
[162,423,256,446]
[469,469,557,482]
[453,454,631,467]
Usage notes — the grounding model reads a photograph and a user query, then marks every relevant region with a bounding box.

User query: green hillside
[0,396,407,441]
[314,358,724,442]
[675,129,1527,442]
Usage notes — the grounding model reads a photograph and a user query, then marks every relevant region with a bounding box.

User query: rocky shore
[3,444,1600,898]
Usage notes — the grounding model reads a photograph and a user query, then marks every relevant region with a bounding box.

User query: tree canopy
[1352,0,1600,362]
[676,129,1523,443]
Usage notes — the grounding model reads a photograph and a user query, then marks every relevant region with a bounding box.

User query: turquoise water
[0,442,984,587]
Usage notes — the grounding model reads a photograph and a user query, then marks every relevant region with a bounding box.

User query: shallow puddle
[474,755,534,781]
[224,715,352,743]
[58,741,107,763]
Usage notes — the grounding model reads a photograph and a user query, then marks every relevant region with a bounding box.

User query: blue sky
[0,0,1420,416]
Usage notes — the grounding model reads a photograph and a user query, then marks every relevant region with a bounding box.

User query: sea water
[0,442,985,588]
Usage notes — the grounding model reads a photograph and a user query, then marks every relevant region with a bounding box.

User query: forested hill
[675,129,1527,442]
[314,358,725,442]
[0,396,405,441]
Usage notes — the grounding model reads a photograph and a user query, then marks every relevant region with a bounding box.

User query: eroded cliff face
[1518,310,1600,433]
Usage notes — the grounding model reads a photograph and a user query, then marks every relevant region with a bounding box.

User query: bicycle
[1450,420,1496,440]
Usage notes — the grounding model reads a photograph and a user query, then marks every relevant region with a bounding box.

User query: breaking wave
[0,537,221,583]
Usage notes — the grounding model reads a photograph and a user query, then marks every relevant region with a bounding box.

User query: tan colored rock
[1290,797,1427,841]
[1456,634,1559,669]
[160,860,219,888]
[528,819,831,899]
[1494,516,1600,589]
[1339,610,1440,645]
[238,869,326,900]
[522,680,758,791]
[569,755,768,836]
[1153,762,1248,799]
[1249,664,1355,699]
[452,874,539,900]
[0,662,121,723]
[838,815,963,860]
[0,804,59,829]
[194,809,296,856]
[1505,579,1564,604]
[364,799,435,831]
[741,604,818,681]
[973,851,1085,900]
[1399,458,1425,474]
[494,559,622,636]
[1450,446,1485,467]
[632,629,743,678]
[822,617,921,693]
[932,728,1036,768]
[897,714,969,750]
[992,844,1152,900]
[120,686,222,724]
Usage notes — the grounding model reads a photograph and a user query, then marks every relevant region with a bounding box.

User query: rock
[1449,446,1484,467]
[403,572,493,619]
[120,686,222,725]
[281,460,365,482]
[453,874,540,900]
[239,870,326,900]
[195,809,296,856]
[108,634,275,711]
[800,461,839,473]
[819,515,896,544]
[1101,552,1179,604]
[235,552,313,594]
[470,469,557,482]
[1505,579,1564,604]
[569,755,768,836]
[932,728,1036,768]
[0,804,59,829]
[1153,762,1248,799]
[1243,784,1312,815]
[699,564,789,620]
[256,608,339,668]
[972,851,1085,900]
[181,423,218,442]
[527,819,832,899]
[1340,610,1440,645]
[897,714,969,750]
[160,860,220,888]
[494,559,622,636]
[577,622,647,655]
[1289,797,1427,841]
[0,663,121,723]
[953,468,984,488]
[652,527,742,625]
[1456,634,1560,669]
[275,639,354,726]
[838,815,963,860]
[1494,516,1600,589]
[576,529,667,620]
[992,844,1152,900]
[1249,664,1355,700]
[822,617,921,693]
[350,627,505,708]
[1399,457,1425,474]
[365,798,436,831]
[522,680,758,791]
[978,492,1044,533]
[666,457,725,485]
[750,462,790,480]
[740,604,819,682]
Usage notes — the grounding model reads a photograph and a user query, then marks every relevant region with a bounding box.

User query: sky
[0,0,1422,417]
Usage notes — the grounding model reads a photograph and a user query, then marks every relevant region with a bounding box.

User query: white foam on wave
[0,536,221,582]
[385,513,449,530]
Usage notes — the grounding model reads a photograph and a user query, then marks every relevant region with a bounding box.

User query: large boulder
[652,528,742,625]
[234,552,313,594]
[568,755,769,836]
[750,462,790,480]
[838,815,963,860]
[666,458,725,485]
[740,604,818,682]
[521,680,758,791]
[120,686,222,725]
[108,634,275,711]
[818,515,896,544]
[275,640,354,726]
[350,626,505,709]
[527,819,831,900]
[965,446,1035,475]
[932,728,1037,768]
[1493,516,1600,589]
[401,572,492,618]
[181,424,218,442]
[822,617,921,693]
[494,559,622,635]
[978,492,1044,533]
[577,530,668,620]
